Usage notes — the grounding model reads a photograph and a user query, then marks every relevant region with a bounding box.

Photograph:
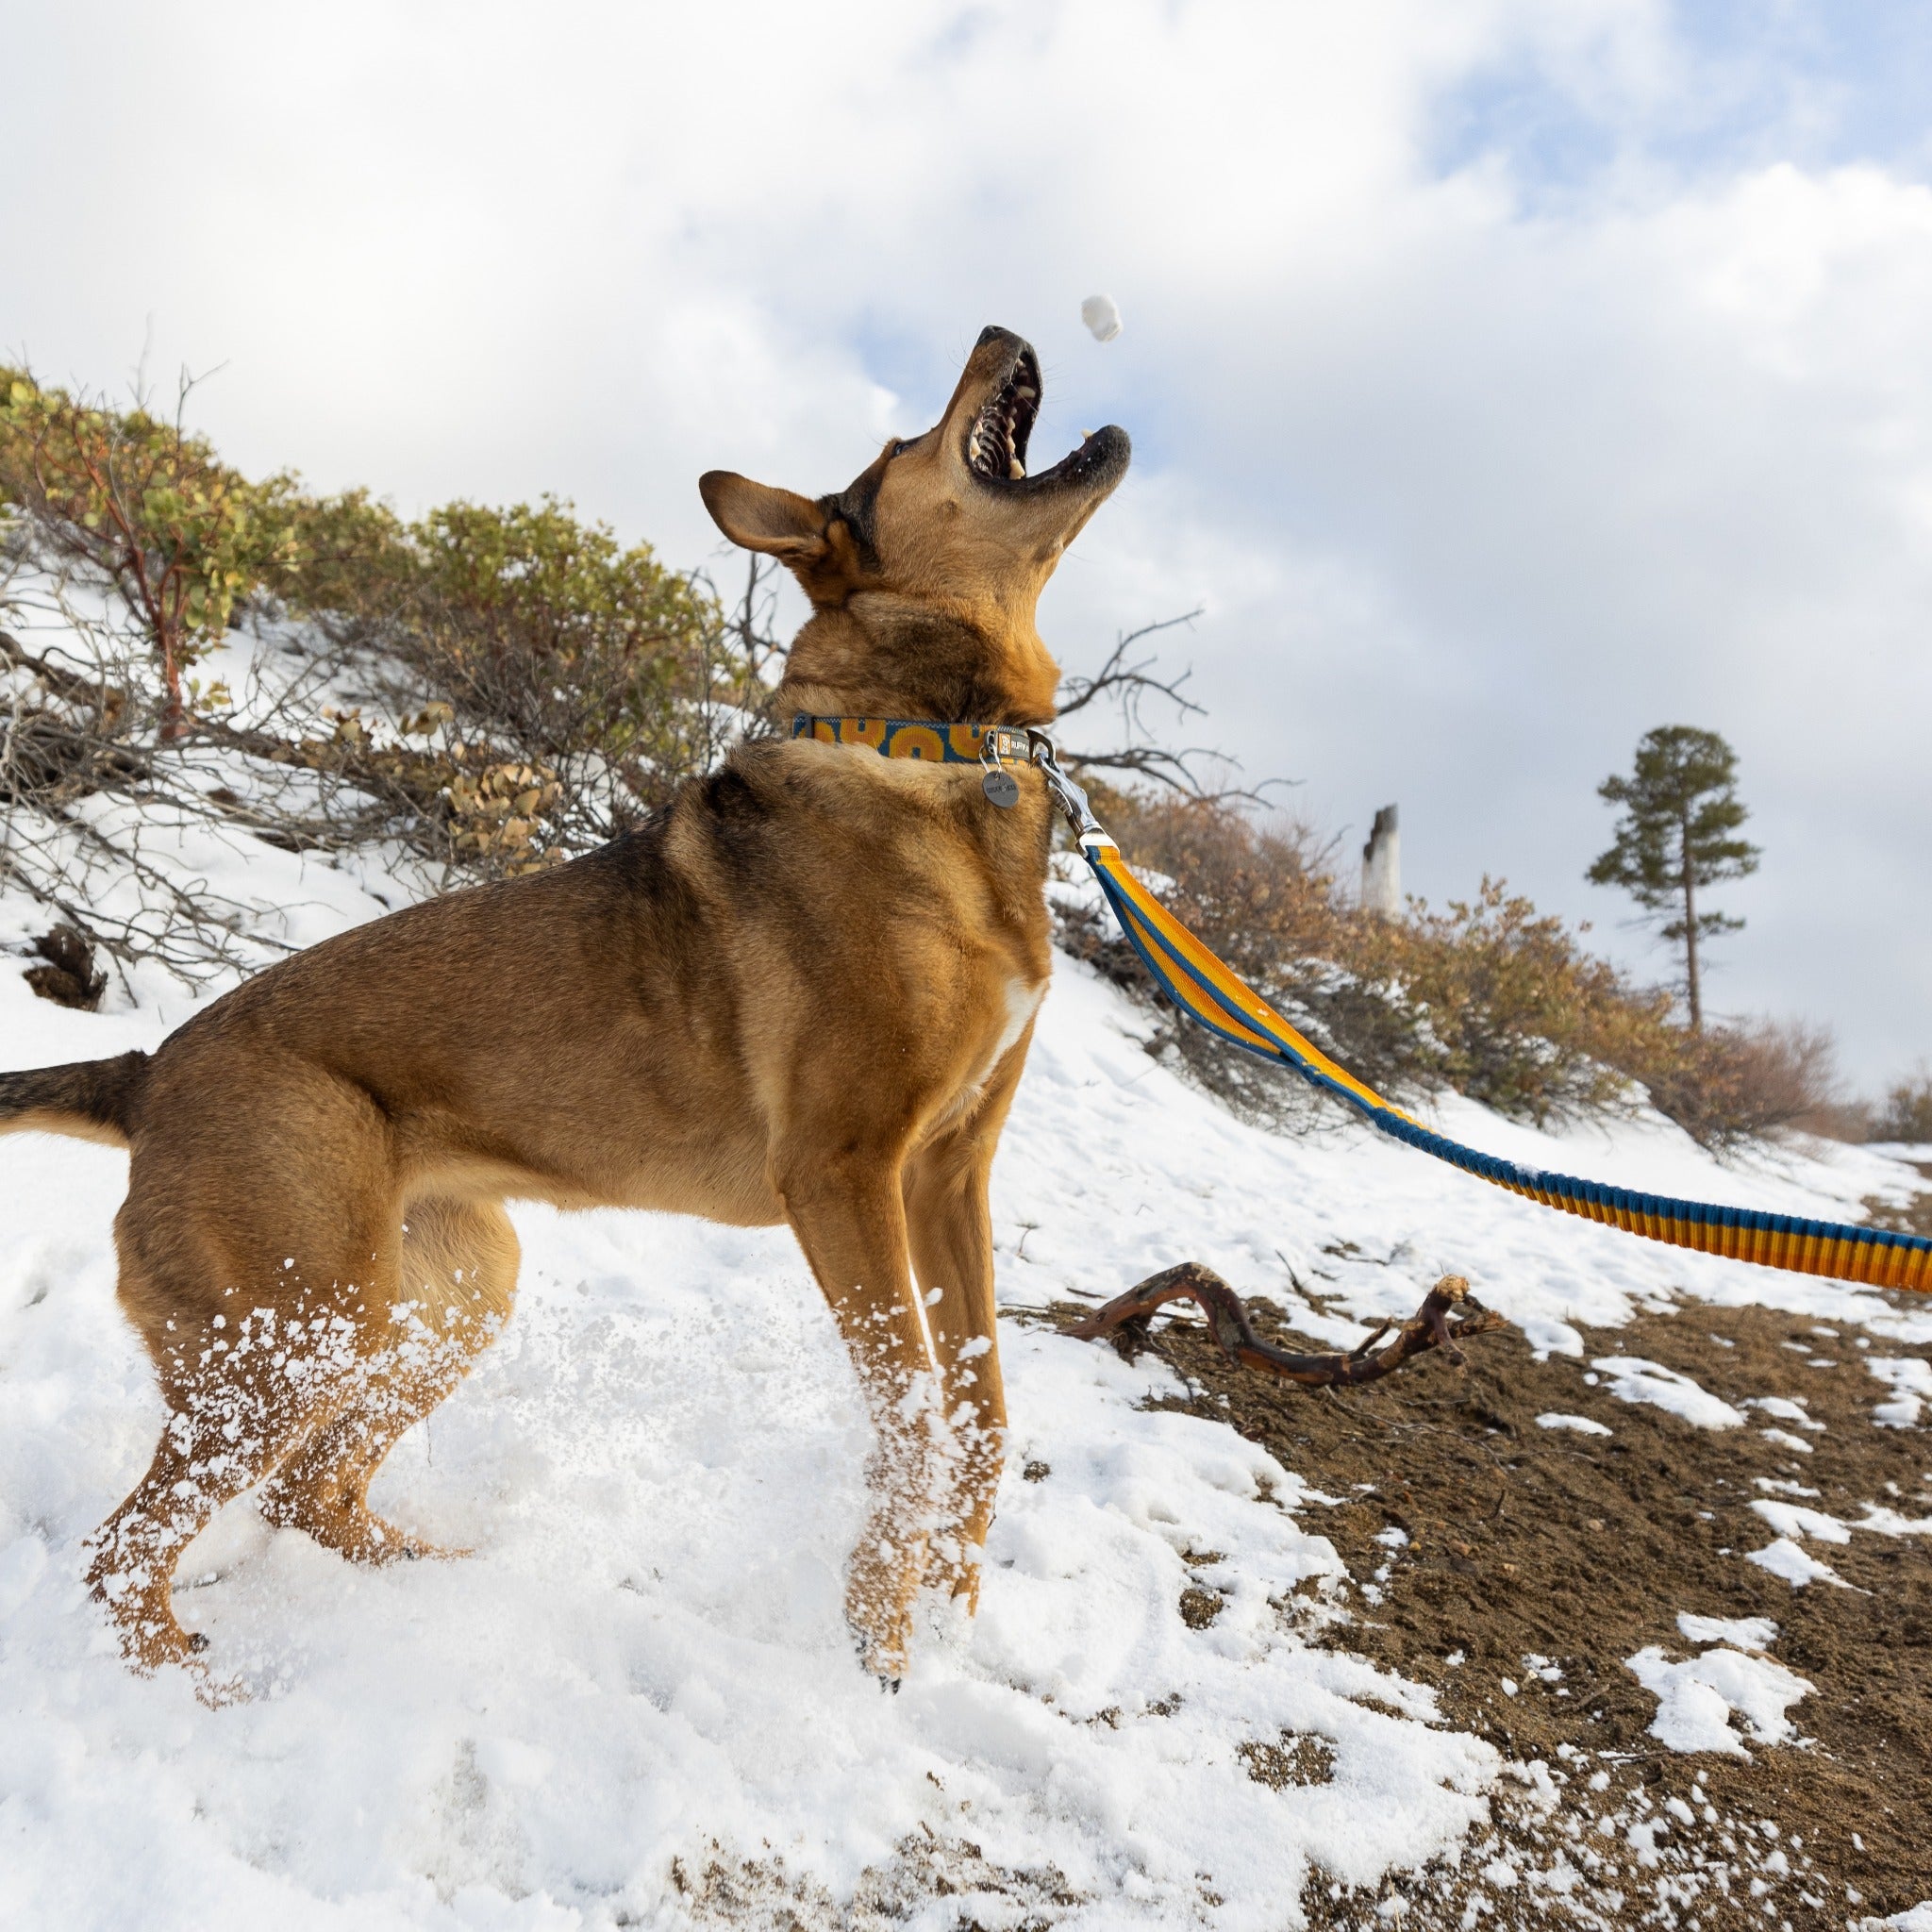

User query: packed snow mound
[1590,1356,1746,1429]
[1624,1641,1812,1757]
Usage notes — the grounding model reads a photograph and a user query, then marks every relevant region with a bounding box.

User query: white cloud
[3,0,1926,1078]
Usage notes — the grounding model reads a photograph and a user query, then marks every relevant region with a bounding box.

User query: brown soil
[1058,1285,1932,1928]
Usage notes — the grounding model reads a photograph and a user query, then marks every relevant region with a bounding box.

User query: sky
[3,0,1930,1088]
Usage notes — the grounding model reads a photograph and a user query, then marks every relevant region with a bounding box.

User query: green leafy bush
[273,491,735,858]
[0,369,298,734]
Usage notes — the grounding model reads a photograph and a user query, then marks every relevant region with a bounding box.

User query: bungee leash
[793,712,1932,1295]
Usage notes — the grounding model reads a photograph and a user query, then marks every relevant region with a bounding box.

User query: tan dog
[0,326,1129,1688]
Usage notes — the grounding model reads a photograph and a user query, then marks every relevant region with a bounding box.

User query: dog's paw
[270,1503,466,1567]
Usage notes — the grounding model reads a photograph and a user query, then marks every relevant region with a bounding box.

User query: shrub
[1066,783,1831,1148]
[1870,1070,1932,1145]
[1062,790,1661,1130]
[1349,881,1681,1124]
[1056,788,1389,1132]
[1644,1018,1843,1149]
[0,369,297,736]
[408,496,725,784]
[271,491,737,866]
[268,486,414,616]
[1,377,746,964]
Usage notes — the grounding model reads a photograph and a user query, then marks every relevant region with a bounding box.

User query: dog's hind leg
[260,1197,519,1564]
[779,1147,939,1682]
[92,1060,411,1678]
[87,1303,361,1679]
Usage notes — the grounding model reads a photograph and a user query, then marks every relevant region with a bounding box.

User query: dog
[0,326,1129,1687]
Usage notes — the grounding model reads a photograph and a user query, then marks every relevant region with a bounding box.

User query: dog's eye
[891,438,917,458]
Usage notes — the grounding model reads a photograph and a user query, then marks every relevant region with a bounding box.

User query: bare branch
[1054,609,1206,724]
[1070,1262,1506,1387]
[1052,608,1291,803]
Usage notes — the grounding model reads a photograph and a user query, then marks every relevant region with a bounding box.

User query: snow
[1749,1499,1853,1544]
[1743,1394,1824,1430]
[1675,1613,1776,1652]
[1857,1504,1932,1534]
[1079,294,1123,342]
[1855,1906,1932,1932]
[1534,1412,1610,1436]
[1589,1357,1746,1430]
[1748,1497,1932,1549]
[1746,1538,1851,1590]
[1868,1355,1932,1427]
[5,627,1932,1923]
[1624,1642,1812,1757]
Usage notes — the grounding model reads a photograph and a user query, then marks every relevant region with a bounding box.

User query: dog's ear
[699,472,827,561]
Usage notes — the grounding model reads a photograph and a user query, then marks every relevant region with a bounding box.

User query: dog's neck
[775,593,1060,728]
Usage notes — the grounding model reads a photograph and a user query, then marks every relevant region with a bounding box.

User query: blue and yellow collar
[791,713,1031,764]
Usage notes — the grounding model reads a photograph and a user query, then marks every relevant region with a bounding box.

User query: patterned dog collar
[791,714,1032,764]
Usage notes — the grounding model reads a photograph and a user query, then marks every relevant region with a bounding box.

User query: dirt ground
[1059,1275,1932,1929]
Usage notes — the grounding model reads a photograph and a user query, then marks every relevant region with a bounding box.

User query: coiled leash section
[1020,733,1932,1296]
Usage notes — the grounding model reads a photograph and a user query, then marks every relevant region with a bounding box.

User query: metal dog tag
[981,767,1020,808]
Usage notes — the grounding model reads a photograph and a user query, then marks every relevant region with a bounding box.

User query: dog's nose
[974,325,1033,358]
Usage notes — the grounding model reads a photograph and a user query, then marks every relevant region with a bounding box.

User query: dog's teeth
[1017,385,1037,400]
[1009,458,1025,479]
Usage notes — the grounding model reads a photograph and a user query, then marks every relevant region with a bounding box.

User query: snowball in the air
[1081,294,1123,342]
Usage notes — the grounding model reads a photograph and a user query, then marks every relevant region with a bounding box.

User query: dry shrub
[441,759,565,871]
[1350,881,1675,1125]
[1067,784,1832,1149]
[1869,1070,1932,1145]
[217,703,573,880]
[1056,787,1394,1131]
[1647,1019,1843,1149]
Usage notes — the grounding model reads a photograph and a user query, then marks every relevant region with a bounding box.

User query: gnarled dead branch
[1069,1262,1505,1386]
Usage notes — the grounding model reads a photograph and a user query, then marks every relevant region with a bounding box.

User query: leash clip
[1026,731,1113,849]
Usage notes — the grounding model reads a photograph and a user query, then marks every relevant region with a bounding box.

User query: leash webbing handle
[1057,811,1932,1295]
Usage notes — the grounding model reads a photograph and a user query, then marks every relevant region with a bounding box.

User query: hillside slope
[1,787,1929,1929]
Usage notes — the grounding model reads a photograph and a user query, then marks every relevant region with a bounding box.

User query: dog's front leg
[904,1143,1005,1613]
[902,1039,1031,1612]
[781,1153,939,1683]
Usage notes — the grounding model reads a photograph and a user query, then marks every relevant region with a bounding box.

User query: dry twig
[1070,1262,1506,1387]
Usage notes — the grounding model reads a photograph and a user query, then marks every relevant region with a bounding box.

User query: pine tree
[1587,725,1759,1032]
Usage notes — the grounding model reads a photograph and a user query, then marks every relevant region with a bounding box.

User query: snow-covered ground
[3,704,1931,1927]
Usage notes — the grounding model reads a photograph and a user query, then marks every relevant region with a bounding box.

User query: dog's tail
[0,1051,148,1148]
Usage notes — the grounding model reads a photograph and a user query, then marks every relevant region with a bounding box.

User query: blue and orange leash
[794,713,1932,1295]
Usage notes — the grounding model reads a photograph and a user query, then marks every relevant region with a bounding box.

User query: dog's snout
[974,325,1032,363]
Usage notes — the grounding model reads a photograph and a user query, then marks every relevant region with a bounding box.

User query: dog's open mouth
[965,347,1124,492]
[967,348,1041,483]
